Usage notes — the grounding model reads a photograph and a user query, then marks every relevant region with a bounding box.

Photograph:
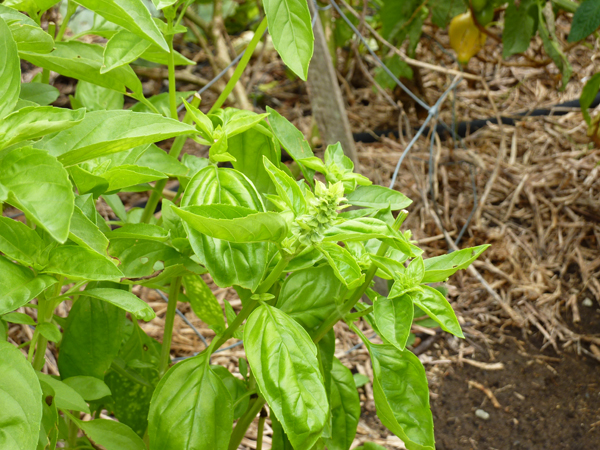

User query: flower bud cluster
[290,181,347,248]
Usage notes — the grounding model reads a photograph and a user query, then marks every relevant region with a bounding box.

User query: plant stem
[158,276,183,377]
[56,0,77,42]
[208,17,267,114]
[167,34,178,121]
[211,252,293,351]
[256,408,266,450]
[312,211,408,343]
[32,277,63,370]
[139,94,200,224]
[228,397,267,450]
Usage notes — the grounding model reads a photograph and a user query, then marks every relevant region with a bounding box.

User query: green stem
[56,0,77,42]
[139,94,200,224]
[167,34,178,121]
[256,409,266,450]
[551,0,578,13]
[158,276,183,377]
[32,277,63,371]
[208,17,268,114]
[211,252,293,351]
[228,397,267,450]
[312,211,408,343]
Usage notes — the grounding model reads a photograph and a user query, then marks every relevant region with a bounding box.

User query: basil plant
[0,0,488,449]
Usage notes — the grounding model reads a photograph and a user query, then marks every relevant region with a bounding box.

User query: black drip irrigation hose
[351,92,600,143]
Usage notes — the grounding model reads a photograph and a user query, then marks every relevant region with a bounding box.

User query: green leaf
[266,106,314,179]
[37,372,91,413]
[271,413,295,450]
[2,312,36,325]
[538,12,572,89]
[581,73,600,124]
[0,106,85,149]
[140,45,196,66]
[410,286,463,338]
[323,358,361,450]
[102,29,152,73]
[210,365,249,419]
[353,373,370,388]
[101,164,168,192]
[148,352,233,450]
[0,216,43,266]
[81,288,155,321]
[346,185,412,211]
[0,255,56,315]
[502,0,537,58]
[37,322,62,342]
[0,5,54,53]
[0,16,20,119]
[569,0,600,41]
[21,41,142,95]
[319,243,364,289]
[74,80,125,111]
[19,82,59,105]
[0,146,74,242]
[374,54,413,88]
[45,246,122,281]
[263,156,307,215]
[388,257,425,299]
[69,205,110,256]
[430,0,467,28]
[107,223,169,242]
[374,294,414,351]
[75,0,168,51]
[104,321,160,436]
[181,166,269,291]
[276,266,343,329]
[183,275,225,334]
[35,110,196,166]
[422,244,489,283]
[107,238,187,279]
[0,340,42,450]
[228,126,281,203]
[135,144,189,177]
[175,205,289,243]
[58,288,126,379]
[244,304,328,449]
[368,343,434,450]
[222,111,269,137]
[76,418,146,450]
[263,0,314,80]
[62,376,112,401]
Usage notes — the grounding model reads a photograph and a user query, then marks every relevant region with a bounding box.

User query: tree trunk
[306,0,358,166]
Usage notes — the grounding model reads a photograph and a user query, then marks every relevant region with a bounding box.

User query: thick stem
[211,252,293,351]
[312,211,408,343]
[158,276,183,377]
[256,409,267,450]
[166,36,178,121]
[208,17,267,114]
[56,0,77,42]
[228,397,267,450]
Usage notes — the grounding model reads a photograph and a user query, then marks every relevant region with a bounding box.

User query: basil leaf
[410,286,463,338]
[81,288,156,321]
[0,5,54,53]
[0,146,74,243]
[37,372,91,413]
[21,41,142,95]
[58,288,126,379]
[69,205,110,256]
[102,29,152,73]
[148,352,233,450]
[422,244,489,283]
[0,16,20,119]
[183,275,226,334]
[75,0,168,51]
[319,243,364,289]
[0,340,42,450]
[263,156,307,215]
[0,255,56,315]
[374,294,414,351]
[263,0,314,80]
[174,205,289,243]
[35,110,196,166]
[101,164,168,192]
[0,216,43,266]
[346,185,412,210]
[276,266,342,330]
[388,257,425,299]
[244,304,328,449]
[73,80,125,111]
[210,365,249,419]
[0,106,84,149]
[45,246,122,281]
[76,418,146,450]
[19,82,59,105]
[369,343,434,450]
[324,358,361,450]
[62,376,111,401]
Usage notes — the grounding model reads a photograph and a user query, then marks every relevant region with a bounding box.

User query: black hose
[351,92,600,143]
